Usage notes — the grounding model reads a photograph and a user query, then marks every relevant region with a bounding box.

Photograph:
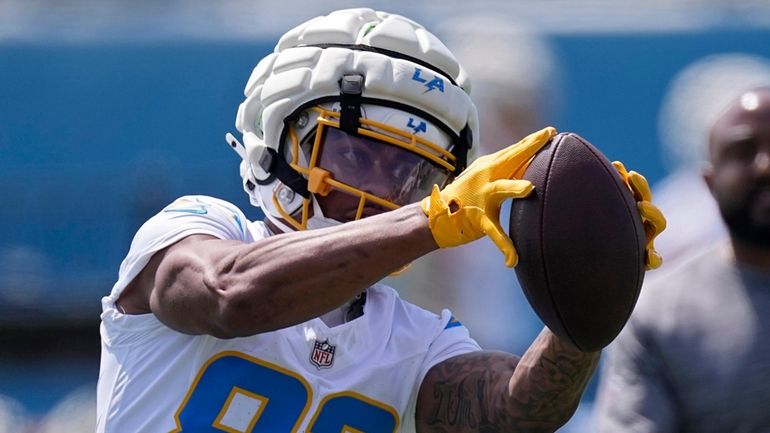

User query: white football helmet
[228,8,479,232]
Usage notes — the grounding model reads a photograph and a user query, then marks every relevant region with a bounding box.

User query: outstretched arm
[120,128,556,338]
[119,203,437,338]
[416,328,600,433]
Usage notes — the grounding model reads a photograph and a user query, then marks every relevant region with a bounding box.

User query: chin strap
[226,131,311,198]
[263,214,297,235]
[259,147,311,198]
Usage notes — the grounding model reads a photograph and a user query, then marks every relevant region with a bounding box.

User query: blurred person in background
[652,54,770,265]
[595,87,770,432]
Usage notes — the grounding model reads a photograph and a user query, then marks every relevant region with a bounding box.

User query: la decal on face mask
[407,117,428,134]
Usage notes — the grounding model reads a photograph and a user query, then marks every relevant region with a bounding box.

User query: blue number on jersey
[172,351,399,432]
[308,392,398,433]
[172,352,311,432]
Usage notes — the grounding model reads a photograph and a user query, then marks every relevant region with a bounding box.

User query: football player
[96,8,664,433]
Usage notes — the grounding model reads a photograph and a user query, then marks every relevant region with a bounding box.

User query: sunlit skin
[704,88,770,268]
[115,124,600,433]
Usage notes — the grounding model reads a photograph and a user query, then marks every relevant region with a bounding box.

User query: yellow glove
[422,126,557,267]
[612,161,667,270]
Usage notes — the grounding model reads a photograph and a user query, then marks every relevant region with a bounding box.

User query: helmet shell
[233,8,479,229]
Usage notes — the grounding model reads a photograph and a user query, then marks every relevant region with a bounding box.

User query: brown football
[509,132,646,352]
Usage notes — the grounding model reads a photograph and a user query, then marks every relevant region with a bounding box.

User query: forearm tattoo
[417,351,517,432]
[508,330,600,431]
[416,330,600,433]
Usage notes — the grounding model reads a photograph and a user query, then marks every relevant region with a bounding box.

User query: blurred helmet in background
[658,53,770,170]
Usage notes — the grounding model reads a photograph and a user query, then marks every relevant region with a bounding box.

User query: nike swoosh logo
[163,208,208,215]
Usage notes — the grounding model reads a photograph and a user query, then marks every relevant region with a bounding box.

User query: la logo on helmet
[411,68,445,93]
[407,117,428,134]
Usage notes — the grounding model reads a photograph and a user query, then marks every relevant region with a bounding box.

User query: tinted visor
[310,127,452,207]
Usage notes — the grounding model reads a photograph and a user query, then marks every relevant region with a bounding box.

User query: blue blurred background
[2,1,770,431]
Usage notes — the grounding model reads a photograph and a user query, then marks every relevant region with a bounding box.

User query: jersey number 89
[171,351,399,433]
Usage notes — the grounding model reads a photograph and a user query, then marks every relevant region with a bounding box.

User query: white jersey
[97,195,481,433]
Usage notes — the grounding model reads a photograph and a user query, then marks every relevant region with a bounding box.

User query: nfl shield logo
[310,339,336,369]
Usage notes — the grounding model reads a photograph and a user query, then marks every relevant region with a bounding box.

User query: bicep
[149,235,247,336]
[415,350,520,433]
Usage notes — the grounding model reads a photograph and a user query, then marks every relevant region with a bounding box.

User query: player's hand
[612,161,666,270]
[422,127,556,267]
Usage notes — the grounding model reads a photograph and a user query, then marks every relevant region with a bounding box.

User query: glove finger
[612,161,635,197]
[488,179,535,203]
[646,248,663,270]
[492,127,556,177]
[497,126,556,159]
[481,215,519,268]
[612,160,629,179]
[628,171,652,202]
[458,153,493,178]
[638,201,667,236]
[422,185,448,220]
[643,221,657,244]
